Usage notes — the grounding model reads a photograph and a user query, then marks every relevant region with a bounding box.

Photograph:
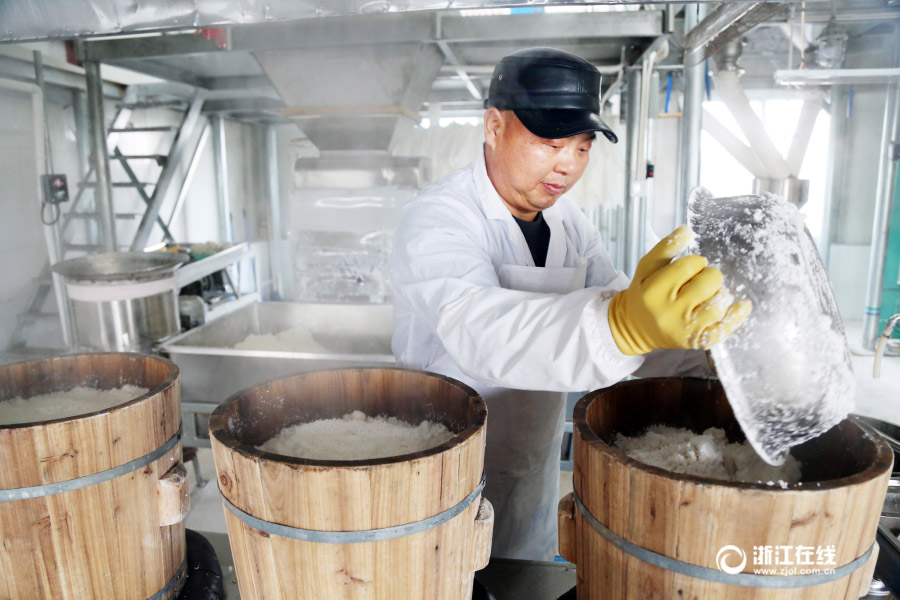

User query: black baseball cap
[484,47,618,144]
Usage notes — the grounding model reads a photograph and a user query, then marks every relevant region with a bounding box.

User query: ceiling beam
[0,48,123,97]
[85,10,665,61]
[437,11,661,43]
[202,97,284,113]
[82,33,227,62]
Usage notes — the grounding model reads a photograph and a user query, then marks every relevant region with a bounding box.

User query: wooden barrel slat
[567,377,893,600]
[0,353,185,600]
[209,367,490,600]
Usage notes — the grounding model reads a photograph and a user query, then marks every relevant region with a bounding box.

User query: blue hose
[705,60,711,101]
[665,72,673,113]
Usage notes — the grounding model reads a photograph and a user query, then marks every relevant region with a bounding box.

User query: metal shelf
[175,242,252,287]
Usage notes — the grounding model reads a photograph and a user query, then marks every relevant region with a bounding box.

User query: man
[390,48,750,561]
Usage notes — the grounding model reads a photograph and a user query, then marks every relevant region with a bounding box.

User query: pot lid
[52,251,189,283]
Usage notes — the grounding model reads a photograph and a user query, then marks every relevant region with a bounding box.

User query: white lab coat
[391,148,710,560]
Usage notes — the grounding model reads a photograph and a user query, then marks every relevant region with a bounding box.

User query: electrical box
[41,174,69,204]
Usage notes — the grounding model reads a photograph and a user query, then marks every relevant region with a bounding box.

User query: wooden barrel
[0,353,187,600]
[209,367,492,600]
[557,377,894,600]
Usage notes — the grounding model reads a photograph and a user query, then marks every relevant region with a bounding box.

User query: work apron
[482,261,588,561]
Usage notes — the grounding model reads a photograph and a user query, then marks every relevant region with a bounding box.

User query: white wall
[0,85,56,349]
[0,81,88,351]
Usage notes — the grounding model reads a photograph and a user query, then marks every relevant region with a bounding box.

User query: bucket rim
[573,377,894,492]
[0,351,179,430]
[208,366,487,468]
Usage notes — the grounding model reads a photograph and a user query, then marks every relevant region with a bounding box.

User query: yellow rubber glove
[608,226,752,356]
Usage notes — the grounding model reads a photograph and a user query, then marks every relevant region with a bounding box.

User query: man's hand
[608,226,752,356]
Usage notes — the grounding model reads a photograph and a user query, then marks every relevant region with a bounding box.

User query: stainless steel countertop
[201,530,576,600]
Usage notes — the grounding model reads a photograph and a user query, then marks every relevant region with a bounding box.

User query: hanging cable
[41,202,60,226]
[34,50,61,226]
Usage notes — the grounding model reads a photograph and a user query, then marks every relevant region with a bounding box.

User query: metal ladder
[6,84,208,354]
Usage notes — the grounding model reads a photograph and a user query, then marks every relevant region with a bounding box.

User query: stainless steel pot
[52,252,189,352]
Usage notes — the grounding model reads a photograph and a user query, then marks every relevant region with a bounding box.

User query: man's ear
[484,108,504,148]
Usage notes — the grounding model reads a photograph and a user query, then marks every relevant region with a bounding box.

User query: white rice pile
[614,425,802,487]
[258,410,455,460]
[0,385,149,426]
[233,325,327,353]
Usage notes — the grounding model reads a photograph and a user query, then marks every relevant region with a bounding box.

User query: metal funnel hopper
[254,42,444,151]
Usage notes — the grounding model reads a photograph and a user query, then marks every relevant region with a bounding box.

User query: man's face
[484,109,594,220]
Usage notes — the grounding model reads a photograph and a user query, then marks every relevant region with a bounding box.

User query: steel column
[624,68,643,277]
[677,3,709,226]
[211,116,233,242]
[72,90,91,179]
[820,86,849,268]
[32,51,64,266]
[264,124,283,300]
[84,59,116,252]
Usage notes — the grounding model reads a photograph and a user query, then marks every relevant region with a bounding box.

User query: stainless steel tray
[161,301,394,406]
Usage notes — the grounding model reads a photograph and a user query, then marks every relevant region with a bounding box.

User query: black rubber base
[177,529,225,600]
[473,579,498,600]
[875,523,900,595]
[556,585,577,600]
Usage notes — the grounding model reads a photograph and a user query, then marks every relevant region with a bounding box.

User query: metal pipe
[624,67,642,277]
[32,50,63,263]
[32,51,54,173]
[677,3,708,226]
[84,59,116,252]
[874,313,900,378]
[716,70,792,179]
[211,115,233,242]
[615,204,625,272]
[684,2,759,60]
[785,90,823,176]
[702,109,767,178]
[665,4,677,34]
[861,79,900,349]
[72,90,91,179]
[820,85,849,267]
[264,124,283,300]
